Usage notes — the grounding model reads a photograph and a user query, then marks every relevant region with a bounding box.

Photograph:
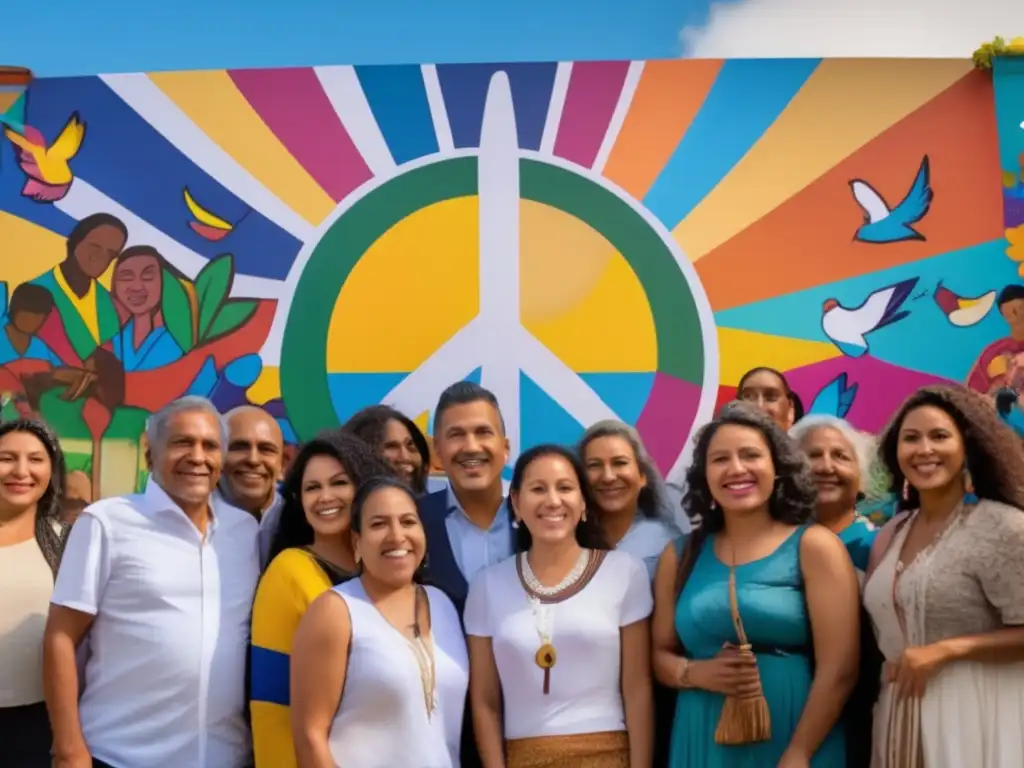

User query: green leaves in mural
[195,255,234,339]
[161,268,196,352]
[206,299,257,341]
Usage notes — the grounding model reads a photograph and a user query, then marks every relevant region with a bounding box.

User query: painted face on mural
[380,418,423,487]
[224,408,284,513]
[896,405,966,496]
[300,454,355,540]
[704,424,776,515]
[0,430,52,516]
[584,434,647,517]
[738,370,794,431]
[147,408,223,508]
[1000,296,1024,335]
[114,253,163,316]
[434,400,509,494]
[800,426,860,513]
[73,223,126,280]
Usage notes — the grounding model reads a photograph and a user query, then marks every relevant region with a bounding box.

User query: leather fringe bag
[714,562,771,745]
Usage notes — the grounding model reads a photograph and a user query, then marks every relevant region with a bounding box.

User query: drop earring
[902,479,910,501]
[581,508,588,522]
[512,518,520,529]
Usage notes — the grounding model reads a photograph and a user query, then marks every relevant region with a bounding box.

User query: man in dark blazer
[420,381,513,768]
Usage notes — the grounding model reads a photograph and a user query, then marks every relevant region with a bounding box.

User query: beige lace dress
[862,499,1024,767]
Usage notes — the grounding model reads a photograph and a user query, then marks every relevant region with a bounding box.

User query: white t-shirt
[464,549,652,739]
[52,479,259,768]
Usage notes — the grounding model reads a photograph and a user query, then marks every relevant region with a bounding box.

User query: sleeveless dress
[669,526,845,767]
[328,580,469,768]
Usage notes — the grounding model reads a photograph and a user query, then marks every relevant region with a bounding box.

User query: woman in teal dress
[652,402,860,767]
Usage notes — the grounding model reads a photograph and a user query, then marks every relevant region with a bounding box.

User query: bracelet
[677,657,693,689]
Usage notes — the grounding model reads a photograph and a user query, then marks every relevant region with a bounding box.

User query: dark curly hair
[340,405,430,494]
[677,401,816,592]
[266,431,395,566]
[508,444,609,552]
[0,419,69,576]
[879,384,1024,511]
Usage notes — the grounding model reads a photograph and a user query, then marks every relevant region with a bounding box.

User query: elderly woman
[790,415,878,579]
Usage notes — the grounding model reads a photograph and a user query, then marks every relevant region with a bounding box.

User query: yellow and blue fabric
[249,548,335,768]
[30,267,119,360]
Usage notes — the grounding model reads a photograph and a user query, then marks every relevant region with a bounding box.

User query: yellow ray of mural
[148,70,335,226]
[247,366,281,405]
[0,212,68,289]
[718,328,839,387]
[675,59,974,261]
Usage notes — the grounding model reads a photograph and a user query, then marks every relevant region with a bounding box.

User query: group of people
[0,368,1022,768]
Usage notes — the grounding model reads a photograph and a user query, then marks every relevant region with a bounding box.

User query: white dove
[821,278,919,358]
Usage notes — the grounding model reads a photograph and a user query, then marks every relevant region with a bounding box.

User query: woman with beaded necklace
[465,444,653,767]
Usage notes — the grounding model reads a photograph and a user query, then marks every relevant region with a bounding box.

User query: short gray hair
[146,396,227,452]
[790,414,873,483]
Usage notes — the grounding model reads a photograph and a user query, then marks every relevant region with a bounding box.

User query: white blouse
[329,580,469,768]
[464,549,652,739]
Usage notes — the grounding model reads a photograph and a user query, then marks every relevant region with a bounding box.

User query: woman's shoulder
[600,547,645,574]
[962,498,1024,540]
[262,548,331,589]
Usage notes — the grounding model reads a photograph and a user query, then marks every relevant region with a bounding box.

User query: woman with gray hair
[790,415,878,578]
[578,419,682,579]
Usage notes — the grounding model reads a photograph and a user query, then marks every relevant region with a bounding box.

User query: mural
[0,57,1016,498]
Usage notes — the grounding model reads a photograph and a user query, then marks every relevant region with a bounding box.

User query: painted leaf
[205,299,258,341]
[160,269,195,352]
[195,255,234,340]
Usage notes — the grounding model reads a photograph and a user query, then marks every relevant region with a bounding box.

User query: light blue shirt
[443,485,514,584]
[617,516,680,580]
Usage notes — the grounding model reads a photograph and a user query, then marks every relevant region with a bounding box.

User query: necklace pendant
[535,643,556,695]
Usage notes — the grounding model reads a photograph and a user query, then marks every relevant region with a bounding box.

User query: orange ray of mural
[696,70,1004,312]
[602,59,723,200]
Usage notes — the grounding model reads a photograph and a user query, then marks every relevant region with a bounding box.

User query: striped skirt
[506,730,629,768]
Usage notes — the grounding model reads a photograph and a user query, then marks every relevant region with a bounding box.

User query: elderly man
[43,396,258,768]
[219,405,285,566]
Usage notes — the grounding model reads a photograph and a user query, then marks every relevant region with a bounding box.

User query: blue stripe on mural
[993,58,1024,173]
[642,58,821,230]
[21,77,300,281]
[715,239,1018,381]
[356,65,439,165]
[435,63,557,150]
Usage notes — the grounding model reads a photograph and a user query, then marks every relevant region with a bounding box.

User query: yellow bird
[3,112,86,202]
[183,187,235,241]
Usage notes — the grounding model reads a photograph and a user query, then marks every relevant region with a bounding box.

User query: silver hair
[790,414,874,484]
[145,396,227,453]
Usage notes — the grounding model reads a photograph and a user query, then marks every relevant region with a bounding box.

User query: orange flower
[1008,225,1024,276]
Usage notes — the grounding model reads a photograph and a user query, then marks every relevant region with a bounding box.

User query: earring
[902,479,910,501]
[581,508,588,522]
[709,500,717,511]
[963,467,975,495]
[354,552,362,566]
[512,518,520,529]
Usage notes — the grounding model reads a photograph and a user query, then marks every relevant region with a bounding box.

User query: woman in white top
[465,444,653,768]
[290,476,469,768]
[0,419,69,768]
[863,385,1024,767]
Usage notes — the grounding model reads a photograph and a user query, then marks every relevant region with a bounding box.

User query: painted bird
[184,187,234,241]
[932,281,997,327]
[3,112,86,202]
[821,277,919,358]
[850,155,933,244]
[808,373,858,419]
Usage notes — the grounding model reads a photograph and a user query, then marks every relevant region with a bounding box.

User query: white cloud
[682,0,1023,59]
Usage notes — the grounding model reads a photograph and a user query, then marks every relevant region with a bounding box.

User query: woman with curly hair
[466,444,653,766]
[342,405,431,494]
[250,431,394,768]
[863,384,1024,767]
[652,402,859,767]
[0,419,69,767]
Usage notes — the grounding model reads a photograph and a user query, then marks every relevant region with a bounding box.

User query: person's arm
[44,512,110,766]
[252,551,322,768]
[782,526,860,763]
[651,541,686,688]
[290,591,350,768]
[464,570,505,768]
[618,555,653,768]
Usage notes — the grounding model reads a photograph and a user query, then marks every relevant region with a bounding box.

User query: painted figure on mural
[29,213,126,364]
[965,284,1024,395]
[0,283,61,365]
[109,245,184,371]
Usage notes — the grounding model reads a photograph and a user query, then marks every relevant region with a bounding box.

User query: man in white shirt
[43,396,259,768]
[217,405,285,567]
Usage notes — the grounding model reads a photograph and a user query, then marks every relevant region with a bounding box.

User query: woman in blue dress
[652,402,860,767]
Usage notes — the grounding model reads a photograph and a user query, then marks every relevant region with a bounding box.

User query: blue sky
[6,0,725,77]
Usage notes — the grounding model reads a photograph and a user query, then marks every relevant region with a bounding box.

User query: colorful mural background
[0,57,1020,498]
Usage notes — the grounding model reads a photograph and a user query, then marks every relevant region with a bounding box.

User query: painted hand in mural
[849,155,933,244]
[1,112,85,202]
[821,278,919,357]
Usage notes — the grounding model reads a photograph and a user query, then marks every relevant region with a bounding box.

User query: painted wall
[0,58,1017,498]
